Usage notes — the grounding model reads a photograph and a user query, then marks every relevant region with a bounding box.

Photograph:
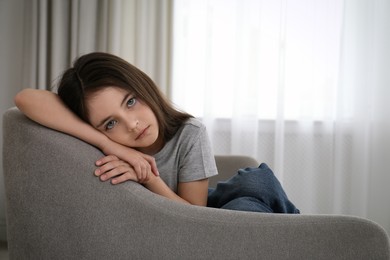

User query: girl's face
[86,86,163,155]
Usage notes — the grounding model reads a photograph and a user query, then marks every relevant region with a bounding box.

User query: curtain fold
[336,0,390,225]
[0,0,172,240]
[20,0,172,94]
[172,0,390,235]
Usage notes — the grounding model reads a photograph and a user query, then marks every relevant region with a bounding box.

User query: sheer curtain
[171,0,390,235]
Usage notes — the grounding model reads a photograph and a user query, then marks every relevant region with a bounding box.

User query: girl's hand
[95,155,143,185]
[99,140,159,183]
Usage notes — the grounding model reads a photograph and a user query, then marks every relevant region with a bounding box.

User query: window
[171,0,344,121]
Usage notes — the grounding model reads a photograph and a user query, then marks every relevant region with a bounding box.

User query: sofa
[3,107,390,259]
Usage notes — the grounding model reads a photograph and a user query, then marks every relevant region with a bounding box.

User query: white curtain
[171,0,390,235]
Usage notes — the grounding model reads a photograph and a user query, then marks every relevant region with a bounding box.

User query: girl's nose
[126,118,139,132]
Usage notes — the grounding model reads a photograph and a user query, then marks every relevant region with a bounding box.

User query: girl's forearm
[144,176,190,205]
[15,88,159,178]
[14,89,110,150]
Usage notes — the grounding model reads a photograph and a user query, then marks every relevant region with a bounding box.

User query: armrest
[3,107,390,259]
[211,155,259,187]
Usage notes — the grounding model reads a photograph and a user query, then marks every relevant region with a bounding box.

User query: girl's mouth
[135,126,150,140]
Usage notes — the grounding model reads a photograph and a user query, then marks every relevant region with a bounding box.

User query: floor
[0,241,8,260]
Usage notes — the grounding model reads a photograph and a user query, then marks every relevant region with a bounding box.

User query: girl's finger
[100,165,132,181]
[95,155,119,166]
[111,171,138,185]
[143,155,159,176]
[136,162,151,183]
[95,160,128,177]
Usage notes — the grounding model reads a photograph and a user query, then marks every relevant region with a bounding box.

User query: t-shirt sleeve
[178,123,218,183]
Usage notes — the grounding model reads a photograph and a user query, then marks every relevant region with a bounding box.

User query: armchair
[3,108,390,259]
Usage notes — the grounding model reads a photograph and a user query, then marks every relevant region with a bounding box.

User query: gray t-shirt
[153,118,218,192]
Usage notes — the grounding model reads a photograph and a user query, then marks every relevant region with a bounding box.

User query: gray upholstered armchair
[3,107,390,259]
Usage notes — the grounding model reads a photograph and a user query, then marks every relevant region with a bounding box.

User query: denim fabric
[207,163,300,214]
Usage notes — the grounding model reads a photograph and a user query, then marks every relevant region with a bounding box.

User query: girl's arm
[146,176,209,206]
[176,180,209,206]
[96,155,209,206]
[14,89,159,180]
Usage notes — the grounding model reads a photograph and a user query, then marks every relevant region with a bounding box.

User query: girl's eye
[127,97,136,107]
[105,120,117,130]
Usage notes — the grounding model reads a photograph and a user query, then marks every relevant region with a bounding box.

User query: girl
[15,52,299,213]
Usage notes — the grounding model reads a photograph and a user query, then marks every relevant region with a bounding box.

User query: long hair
[57,52,192,143]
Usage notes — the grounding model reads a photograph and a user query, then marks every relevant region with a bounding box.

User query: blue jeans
[207,163,300,214]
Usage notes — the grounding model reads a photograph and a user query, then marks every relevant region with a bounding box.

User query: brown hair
[57,52,192,142]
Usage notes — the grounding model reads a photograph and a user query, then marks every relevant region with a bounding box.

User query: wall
[0,0,25,240]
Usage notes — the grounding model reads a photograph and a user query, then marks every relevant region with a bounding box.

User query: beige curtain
[22,0,172,94]
[0,0,172,241]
